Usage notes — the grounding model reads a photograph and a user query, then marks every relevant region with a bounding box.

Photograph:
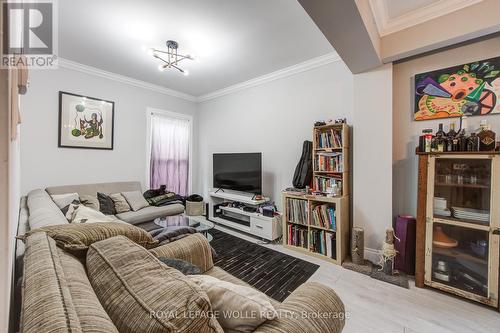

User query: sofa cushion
[109,193,131,213]
[51,192,80,209]
[69,204,116,224]
[20,222,158,256]
[57,247,118,332]
[27,189,68,229]
[86,236,223,333]
[116,204,185,224]
[80,194,100,211]
[20,232,82,332]
[121,190,149,211]
[188,274,276,333]
[205,267,281,308]
[97,192,116,215]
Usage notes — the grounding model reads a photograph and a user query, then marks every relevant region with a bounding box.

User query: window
[147,109,192,196]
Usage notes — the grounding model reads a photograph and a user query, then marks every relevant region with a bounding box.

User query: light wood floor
[210,223,500,333]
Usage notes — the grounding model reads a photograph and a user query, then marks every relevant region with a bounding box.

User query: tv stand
[209,191,281,241]
[209,191,269,205]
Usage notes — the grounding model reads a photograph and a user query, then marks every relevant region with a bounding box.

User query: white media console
[209,191,282,241]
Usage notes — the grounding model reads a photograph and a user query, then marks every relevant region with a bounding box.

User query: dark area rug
[210,229,319,302]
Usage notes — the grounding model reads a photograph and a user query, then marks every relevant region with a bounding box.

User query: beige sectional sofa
[13,181,185,330]
[45,181,184,224]
[15,181,346,332]
[16,181,183,267]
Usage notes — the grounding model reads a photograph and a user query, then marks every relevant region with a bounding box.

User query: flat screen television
[213,153,262,194]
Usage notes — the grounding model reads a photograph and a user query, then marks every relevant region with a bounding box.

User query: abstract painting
[414,56,500,121]
[58,91,114,149]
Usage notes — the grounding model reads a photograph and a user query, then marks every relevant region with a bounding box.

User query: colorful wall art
[58,91,115,149]
[414,56,500,121]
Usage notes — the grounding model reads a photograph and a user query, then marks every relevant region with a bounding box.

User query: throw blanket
[147,192,185,207]
[149,226,196,245]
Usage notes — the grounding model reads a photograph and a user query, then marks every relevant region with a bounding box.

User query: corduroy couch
[20,232,346,332]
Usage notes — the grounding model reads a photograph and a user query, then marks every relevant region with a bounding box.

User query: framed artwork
[414,56,500,121]
[58,91,115,149]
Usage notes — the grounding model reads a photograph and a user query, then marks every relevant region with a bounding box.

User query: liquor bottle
[457,116,468,151]
[435,123,446,152]
[478,121,496,151]
[467,133,479,151]
[446,123,457,152]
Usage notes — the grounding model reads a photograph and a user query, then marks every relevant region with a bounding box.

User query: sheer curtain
[149,113,190,196]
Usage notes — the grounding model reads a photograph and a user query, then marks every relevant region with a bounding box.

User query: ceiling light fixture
[146,40,194,75]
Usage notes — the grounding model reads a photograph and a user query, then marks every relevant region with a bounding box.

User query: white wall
[198,60,394,254]
[393,36,500,218]
[20,67,197,194]
[0,68,10,333]
[353,64,393,253]
[197,61,354,205]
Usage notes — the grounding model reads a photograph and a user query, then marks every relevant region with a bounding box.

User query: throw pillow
[121,191,149,211]
[80,194,100,211]
[188,275,277,333]
[86,236,223,333]
[61,199,81,218]
[97,192,116,215]
[51,193,80,209]
[109,193,131,213]
[19,222,158,256]
[70,205,116,224]
[158,257,201,275]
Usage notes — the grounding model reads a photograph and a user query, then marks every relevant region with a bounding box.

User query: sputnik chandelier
[147,40,194,76]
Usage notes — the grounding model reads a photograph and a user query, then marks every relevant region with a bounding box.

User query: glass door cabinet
[425,154,500,307]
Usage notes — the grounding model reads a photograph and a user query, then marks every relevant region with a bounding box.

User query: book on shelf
[315,153,343,172]
[311,204,336,230]
[287,224,308,249]
[286,198,308,224]
[309,229,336,259]
[316,129,342,149]
[314,175,342,193]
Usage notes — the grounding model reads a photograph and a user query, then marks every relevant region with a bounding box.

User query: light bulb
[183,69,189,76]
[158,65,165,72]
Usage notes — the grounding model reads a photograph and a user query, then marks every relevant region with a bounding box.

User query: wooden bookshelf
[312,123,349,196]
[282,193,349,265]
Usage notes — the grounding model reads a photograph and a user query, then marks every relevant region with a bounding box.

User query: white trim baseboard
[197,52,341,102]
[58,58,198,102]
[364,247,381,265]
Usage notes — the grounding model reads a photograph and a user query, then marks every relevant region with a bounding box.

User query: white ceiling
[369,0,483,36]
[58,0,333,97]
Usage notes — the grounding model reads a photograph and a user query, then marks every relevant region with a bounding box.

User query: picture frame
[58,91,115,150]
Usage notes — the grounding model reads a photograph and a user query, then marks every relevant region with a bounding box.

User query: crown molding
[58,53,341,103]
[58,58,197,102]
[197,52,341,102]
[370,0,483,37]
